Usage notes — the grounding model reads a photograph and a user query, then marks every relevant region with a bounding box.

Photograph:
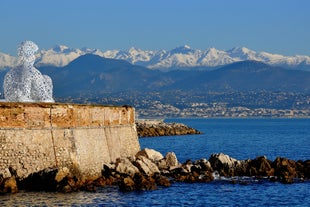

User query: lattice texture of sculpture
[3,41,54,102]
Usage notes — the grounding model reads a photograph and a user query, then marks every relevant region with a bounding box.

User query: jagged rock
[157,159,168,171]
[273,157,297,184]
[134,156,160,176]
[136,120,202,137]
[136,148,164,162]
[115,157,140,177]
[209,153,239,176]
[102,163,115,177]
[168,158,214,183]
[119,176,136,192]
[304,160,310,178]
[165,152,179,169]
[193,159,213,172]
[18,167,97,193]
[133,173,157,191]
[0,168,12,179]
[1,176,18,194]
[234,160,249,176]
[247,156,273,177]
[119,173,158,192]
[55,167,70,182]
[182,160,193,173]
[209,153,238,168]
[153,173,171,187]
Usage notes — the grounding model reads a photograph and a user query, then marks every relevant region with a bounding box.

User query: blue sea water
[1,118,310,206]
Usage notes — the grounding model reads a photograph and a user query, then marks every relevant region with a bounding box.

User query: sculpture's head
[17,41,39,66]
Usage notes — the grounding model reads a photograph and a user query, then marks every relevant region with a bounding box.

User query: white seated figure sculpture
[3,41,54,102]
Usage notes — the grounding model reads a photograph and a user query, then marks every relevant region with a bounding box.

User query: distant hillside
[39,54,166,96]
[168,61,310,92]
[0,55,309,98]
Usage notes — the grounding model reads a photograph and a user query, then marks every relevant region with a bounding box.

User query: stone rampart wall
[0,103,140,179]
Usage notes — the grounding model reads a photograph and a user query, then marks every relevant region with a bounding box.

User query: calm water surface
[142,118,310,162]
[1,118,309,206]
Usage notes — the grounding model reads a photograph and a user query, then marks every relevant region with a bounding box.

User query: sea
[1,118,309,206]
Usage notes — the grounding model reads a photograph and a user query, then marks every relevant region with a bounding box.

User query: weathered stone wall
[0,102,140,179]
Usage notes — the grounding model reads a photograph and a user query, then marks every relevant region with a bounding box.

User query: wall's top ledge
[0,102,135,129]
[0,102,133,108]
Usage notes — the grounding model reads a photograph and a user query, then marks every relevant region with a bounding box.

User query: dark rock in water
[0,168,18,194]
[153,172,171,187]
[133,173,157,191]
[207,153,310,184]
[209,153,239,177]
[247,156,273,177]
[0,176,18,194]
[136,120,202,137]
[272,157,298,184]
[304,160,310,178]
[17,167,96,193]
[119,176,136,192]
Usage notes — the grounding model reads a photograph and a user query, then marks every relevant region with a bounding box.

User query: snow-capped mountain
[1,45,310,70]
[36,45,85,67]
[0,52,17,68]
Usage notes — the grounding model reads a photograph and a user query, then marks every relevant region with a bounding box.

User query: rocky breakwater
[136,119,202,137]
[1,150,309,194]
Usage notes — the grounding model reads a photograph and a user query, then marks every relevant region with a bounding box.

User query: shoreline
[139,116,310,119]
[1,149,308,194]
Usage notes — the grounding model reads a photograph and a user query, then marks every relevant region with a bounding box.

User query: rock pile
[136,120,202,137]
[0,150,309,194]
[209,153,309,184]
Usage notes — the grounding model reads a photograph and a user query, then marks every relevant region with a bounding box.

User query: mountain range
[0,54,307,98]
[1,45,310,70]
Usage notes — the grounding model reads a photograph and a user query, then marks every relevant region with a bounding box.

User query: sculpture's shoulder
[4,66,23,77]
[29,66,42,74]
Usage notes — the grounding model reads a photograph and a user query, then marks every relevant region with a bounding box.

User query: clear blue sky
[0,0,309,56]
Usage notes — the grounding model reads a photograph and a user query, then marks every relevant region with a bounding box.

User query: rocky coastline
[1,148,309,194]
[136,119,202,137]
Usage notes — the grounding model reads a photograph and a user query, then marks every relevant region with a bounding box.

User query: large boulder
[247,156,273,177]
[136,148,164,162]
[272,157,297,183]
[134,156,160,176]
[165,152,180,169]
[209,153,239,176]
[115,157,140,177]
[193,158,213,172]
